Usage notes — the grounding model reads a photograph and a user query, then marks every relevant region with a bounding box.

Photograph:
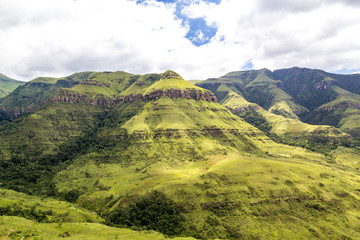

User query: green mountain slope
[0,189,191,240]
[0,73,24,98]
[198,67,360,139]
[1,70,360,239]
[302,85,360,137]
[200,69,308,119]
[0,72,93,118]
[199,81,352,155]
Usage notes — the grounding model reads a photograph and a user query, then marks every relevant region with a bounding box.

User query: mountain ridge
[197,67,360,138]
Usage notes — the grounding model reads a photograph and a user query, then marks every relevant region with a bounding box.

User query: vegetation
[235,110,272,134]
[0,216,193,240]
[235,109,358,155]
[197,67,360,137]
[107,191,185,236]
[0,73,24,98]
[0,69,360,239]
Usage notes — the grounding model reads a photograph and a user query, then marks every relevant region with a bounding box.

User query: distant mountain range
[198,67,360,138]
[0,68,360,239]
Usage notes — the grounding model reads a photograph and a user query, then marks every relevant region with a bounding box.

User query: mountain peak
[160,70,183,80]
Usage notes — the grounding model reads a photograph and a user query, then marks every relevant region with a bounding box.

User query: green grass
[121,97,262,133]
[197,67,360,138]
[221,91,345,137]
[0,74,24,98]
[0,189,102,223]
[0,102,103,158]
[0,216,194,240]
[30,77,59,84]
[52,149,360,239]
[221,91,255,108]
[118,70,207,97]
[331,146,360,169]
[301,85,360,136]
[244,73,308,116]
[2,69,360,239]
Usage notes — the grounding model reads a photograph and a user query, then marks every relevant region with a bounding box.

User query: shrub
[107,190,185,236]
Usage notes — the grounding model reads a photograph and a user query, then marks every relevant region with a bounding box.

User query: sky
[1,0,360,81]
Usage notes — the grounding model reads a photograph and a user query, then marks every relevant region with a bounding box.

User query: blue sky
[1,0,360,81]
[139,0,221,46]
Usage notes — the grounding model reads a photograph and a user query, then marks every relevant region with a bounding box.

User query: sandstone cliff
[48,88,217,106]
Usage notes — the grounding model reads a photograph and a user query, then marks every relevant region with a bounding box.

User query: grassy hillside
[301,85,360,138]
[1,69,360,239]
[198,67,360,138]
[0,73,24,98]
[54,149,360,239]
[200,70,308,119]
[0,72,93,117]
[202,84,352,155]
[0,216,193,240]
[0,188,102,223]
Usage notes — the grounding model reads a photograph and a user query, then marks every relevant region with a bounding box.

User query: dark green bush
[107,190,185,236]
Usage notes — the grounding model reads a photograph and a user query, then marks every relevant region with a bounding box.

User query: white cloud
[182,0,360,74]
[0,0,360,81]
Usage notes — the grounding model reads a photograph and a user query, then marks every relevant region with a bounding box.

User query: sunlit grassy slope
[0,102,103,158]
[0,188,102,223]
[54,148,360,239]
[199,69,308,119]
[0,72,93,116]
[221,90,345,137]
[0,73,24,98]
[197,67,360,138]
[0,216,193,240]
[1,69,360,239]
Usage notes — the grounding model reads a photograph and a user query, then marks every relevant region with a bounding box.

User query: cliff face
[48,88,217,106]
[48,90,116,106]
[121,88,217,103]
[315,80,336,90]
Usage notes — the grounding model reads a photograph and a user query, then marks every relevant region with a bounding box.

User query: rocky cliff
[48,89,116,106]
[48,88,217,106]
[120,88,217,103]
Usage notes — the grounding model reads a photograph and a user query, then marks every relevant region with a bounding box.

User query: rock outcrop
[9,106,33,117]
[120,89,217,103]
[48,88,217,106]
[315,79,336,90]
[48,90,116,106]
[274,80,284,90]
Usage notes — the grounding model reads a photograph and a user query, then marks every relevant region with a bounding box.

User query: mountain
[0,73,24,98]
[1,69,360,239]
[197,67,360,142]
[0,72,93,118]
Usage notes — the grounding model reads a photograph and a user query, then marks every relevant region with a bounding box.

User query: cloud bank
[0,0,360,81]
